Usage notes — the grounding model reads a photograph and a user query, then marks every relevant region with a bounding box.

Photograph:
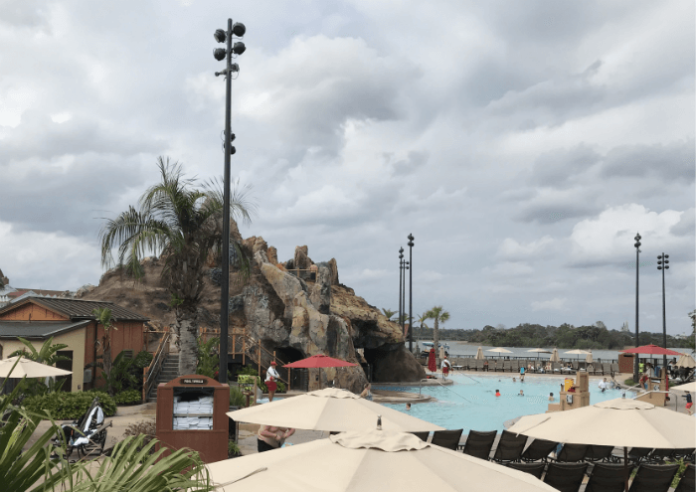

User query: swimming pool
[378,374,626,434]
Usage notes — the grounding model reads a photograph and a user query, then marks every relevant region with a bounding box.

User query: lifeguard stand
[548,372,590,412]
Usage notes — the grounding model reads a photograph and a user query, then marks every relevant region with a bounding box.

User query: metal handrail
[143,330,171,402]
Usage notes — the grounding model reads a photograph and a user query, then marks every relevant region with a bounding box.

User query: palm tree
[100,157,251,376]
[381,308,396,321]
[424,306,450,366]
[93,308,117,394]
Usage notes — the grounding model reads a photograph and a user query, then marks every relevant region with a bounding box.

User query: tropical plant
[65,435,213,492]
[196,336,220,378]
[230,385,246,407]
[100,350,153,394]
[9,337,70,396]
[100,157,251,376]
[381,308,396,321]
[688,310,696,352]
[93,307,117,394]
[24,390,117,419]
[424,306,450,366]
[114,389,143,405]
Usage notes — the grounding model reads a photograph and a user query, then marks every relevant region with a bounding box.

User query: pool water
[378,374,625,434]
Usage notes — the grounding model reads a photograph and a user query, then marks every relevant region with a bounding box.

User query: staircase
[147,354,179,401]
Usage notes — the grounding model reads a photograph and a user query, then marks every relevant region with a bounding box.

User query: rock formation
[81,226,425,392]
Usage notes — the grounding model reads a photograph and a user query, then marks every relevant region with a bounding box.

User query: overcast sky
[1,1,694,335]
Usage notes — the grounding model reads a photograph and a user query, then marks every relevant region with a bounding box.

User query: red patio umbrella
[427,348,437,372]
[620,344,683,356]
[284,354,358,368]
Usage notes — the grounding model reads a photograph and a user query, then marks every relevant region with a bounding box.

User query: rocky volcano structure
[80,229,424,392]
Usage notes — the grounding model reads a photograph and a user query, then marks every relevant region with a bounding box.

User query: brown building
[0,297,149,392]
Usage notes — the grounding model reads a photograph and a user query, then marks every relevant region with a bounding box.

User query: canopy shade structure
[474,346,485,360]
[0,355,72,378]
[206,430,559,492]
[509,397,695,450]
[509,398,696,491]
[486,347,512,354]
[283,355,358,368]
[549,348,560,362]
[620,344,683,356]
[227,388,443,433]
[676,354,696,368]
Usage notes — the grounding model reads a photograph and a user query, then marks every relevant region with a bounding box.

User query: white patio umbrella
[675,381,696,393]
[486,347,512,360]
[206,430,559,492]
[549,348,560,363]
[677,353,696,368]
[227,388,443,432]
[509,398,696,491]
[474,346,485,360]
[563,349,591,361]
[0,355,72,378]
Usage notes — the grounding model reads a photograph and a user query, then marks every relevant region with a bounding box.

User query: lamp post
[657,253,669,370]
[214,19,246,384]
[402,260,409,338]
[633,232,641,384]
[407,234,414,353]
[398,248,404,335]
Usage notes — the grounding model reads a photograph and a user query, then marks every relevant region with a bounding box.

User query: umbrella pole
[624,447,629,492]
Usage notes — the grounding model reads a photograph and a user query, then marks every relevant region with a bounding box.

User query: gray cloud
[671,208,695,237]
[529,144,601,187]
[600,139,695,183]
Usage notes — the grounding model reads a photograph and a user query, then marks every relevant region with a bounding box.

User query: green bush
[24,391,117,420]
[230,386,246,407]
[228,440,241,458]
[114,389,142,405]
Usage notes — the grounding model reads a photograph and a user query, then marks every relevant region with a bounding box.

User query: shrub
[228,440,241,458]
[123,419,157,455]
[24,391,117,420]
[230,386,246,407]
[114,389,142,405]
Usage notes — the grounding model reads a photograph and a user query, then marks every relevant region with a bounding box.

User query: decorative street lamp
[407,233,414,353]
[657,253,670,370]
[633,232,641,384]
[398,247,404,335]
[402,260,409,337]
[214,18,246,384]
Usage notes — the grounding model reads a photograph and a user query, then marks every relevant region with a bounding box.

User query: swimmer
[548,392,554,401]
[495,389,501,397]
[512,377,516,382]
[406,403,411,411]
[518,390,524,397]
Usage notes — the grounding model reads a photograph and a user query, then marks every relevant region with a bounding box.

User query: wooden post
[242,338,246,365]
[287,368,291,391]
[232,333,236,355]
[257,343,261,374]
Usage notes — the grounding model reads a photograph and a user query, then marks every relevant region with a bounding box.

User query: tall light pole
[214,19,246,384]
[407,234,414,353]
[657,253,669,370]
[398,247,404,335]
[402,260,409,337]
[634,232,641,383]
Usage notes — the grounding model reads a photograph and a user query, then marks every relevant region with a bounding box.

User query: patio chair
[543,462,588,492]
[584,463,630,492]
[611,363,619,374]
[584,445,614,462]
[475,360,485,371]
[553,443,589,463]
[674,463,695,492]
[461,430,497,460]
[625,447,653,464]
[430,429,463,451]
[552,362,562,373]
[603,363,612,375]
[492,430,527,463]
[647,448,674,463]
[587,364,595,375]
[521,438,559,462]
[502,361,511,372]
[506,462,546,479]
[410,431,429,442]
[571,361,579,371]
[512,360,520,372]
[628,463,680,492]
[673,447,695,463]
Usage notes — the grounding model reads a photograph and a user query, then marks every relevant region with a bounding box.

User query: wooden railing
[143,330,171,402]
[200,327,292,390]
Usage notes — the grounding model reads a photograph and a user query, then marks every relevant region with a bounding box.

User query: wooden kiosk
[155,375,229,463]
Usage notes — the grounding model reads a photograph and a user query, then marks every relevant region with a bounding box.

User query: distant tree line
[411,321,694,350]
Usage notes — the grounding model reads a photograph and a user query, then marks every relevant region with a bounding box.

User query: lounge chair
[625,447,653,464]
[584,463,630,492]
[512,360,520,372]
[506,462,546,479]
[571,361,579,371]
[543,462,588,492]
[610,363,619,374]
[492,430,527,463]
[647,448,674,463]
[602,363,612,375]
[461,430,497,460]
[552,362,561,373]
[628,463,680,492]
[430,429,463,450]
[587,364,595,375]
[554,443,589,462]
[675,463,695,492]
[521,438,559,462]
[502,361,511,372]
[584,445,614,462]
[410,431,429,441]
[673,448,695,462]
[475,360,485,371]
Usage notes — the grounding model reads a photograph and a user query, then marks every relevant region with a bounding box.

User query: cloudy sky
[1,0,694,335]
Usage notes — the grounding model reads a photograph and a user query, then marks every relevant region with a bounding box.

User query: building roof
[0,297,149,322]
[0,320,92,339]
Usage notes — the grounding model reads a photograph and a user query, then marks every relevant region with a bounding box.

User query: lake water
[377,373,628,434]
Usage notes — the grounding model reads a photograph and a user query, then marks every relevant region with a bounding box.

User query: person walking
[265,361,280,402]
[520,365,525,382]
[441,355,451,379]
[684,391,693,415]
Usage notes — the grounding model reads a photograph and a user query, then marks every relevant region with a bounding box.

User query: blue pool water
[378,374,626,434]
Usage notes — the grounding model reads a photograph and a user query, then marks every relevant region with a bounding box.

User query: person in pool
[495,389,501,397]
[512,377,516,382]
[548,392,554,401]
[518,390,524,396]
